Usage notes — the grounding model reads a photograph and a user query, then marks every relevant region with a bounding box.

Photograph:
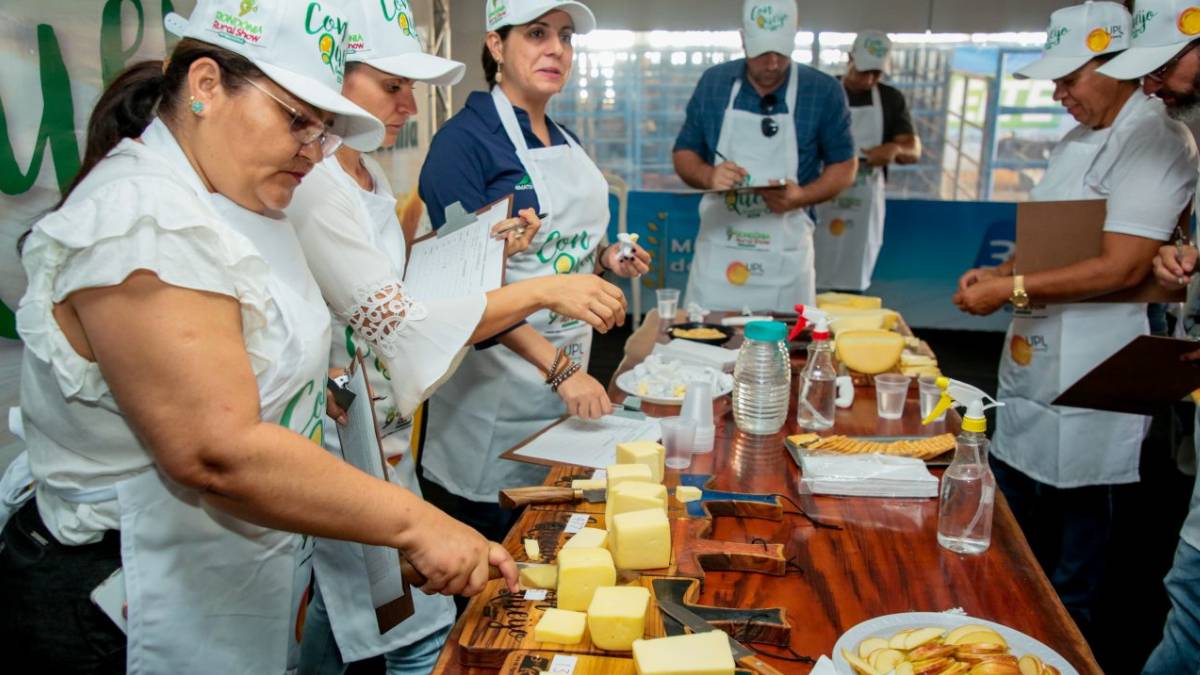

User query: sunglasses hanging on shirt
[760,93,780,138]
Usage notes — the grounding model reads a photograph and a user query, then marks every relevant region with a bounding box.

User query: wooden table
[433,312,1101,674]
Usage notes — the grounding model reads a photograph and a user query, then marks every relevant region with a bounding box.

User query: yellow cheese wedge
[571,478,606,491]
[830,314,886,334]
[821,305,900,330]
[817,292,883,310]
[606,463,654,492]
[562,527,609,550]
[587,585,650,651]
[835,330,906,374]
[519,563,558,590]
[674,485,702,503]
[556,547,616,611]
[523,538,540,560]
[610,507,671,570]
[616,440,666,483]
[632,631,736,675]
[533,608,587,645]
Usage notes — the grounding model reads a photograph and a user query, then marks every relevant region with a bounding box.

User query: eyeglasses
[760,93,780,138]
[242,78,343,157]
[1148,40,1200,82]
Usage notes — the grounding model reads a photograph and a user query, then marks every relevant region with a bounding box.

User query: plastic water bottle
[937,425,996,554]
[795,317,836,431]
[732,321,791,435]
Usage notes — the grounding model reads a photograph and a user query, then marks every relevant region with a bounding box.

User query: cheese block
[900,352,937,367]
[587,585,651,651]
[556,547,617,611]
[632,631,736,675]
[562,527,609,550]
[610,508,671,570]
[606,463,654,492]
[571,478,606,491]
[534,608,587,645]
[822,306,900,331]
[816,292,883,310]
[616,440,666,483]
[829,314,886,334]
[835,330,906,374]
[519,563,558,590]
[674,485,702,503]
[901,365,941,377]
[605,482,668,532]
[523,538,541,560]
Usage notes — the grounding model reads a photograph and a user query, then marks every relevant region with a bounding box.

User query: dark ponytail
[481,27,513,89]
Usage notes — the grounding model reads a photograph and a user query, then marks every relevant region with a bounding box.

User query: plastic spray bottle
[791,305,837,430]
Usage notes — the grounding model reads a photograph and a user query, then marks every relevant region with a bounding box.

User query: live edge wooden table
[433,311,1102,674]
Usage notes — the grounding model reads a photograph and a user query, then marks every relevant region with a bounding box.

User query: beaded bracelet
[549,361,581,392]
[544,347,567,384]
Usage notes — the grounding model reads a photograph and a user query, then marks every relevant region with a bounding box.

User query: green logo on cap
[1045,25,1070,49]
[488,0,508,27]
[239,0,258,17]
[863,37,888,58]
[750,6,789,32]
[306,2,349,83]
[1133,9,1158,38]
[212,10,265,45]
[381,0,418,38]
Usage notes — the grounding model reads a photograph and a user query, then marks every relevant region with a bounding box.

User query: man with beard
[1105,1,1200,671]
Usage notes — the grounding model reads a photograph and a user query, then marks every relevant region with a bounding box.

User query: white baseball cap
[485,0,596,34]
[1014,2,1131,80]
[344,0,464,86]
[164,0,384,151]
[742,0,798,58]
[851,30,893,72]
[1098,0,1200,79]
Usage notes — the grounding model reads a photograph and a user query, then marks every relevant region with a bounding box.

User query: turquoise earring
[190,97,204,115]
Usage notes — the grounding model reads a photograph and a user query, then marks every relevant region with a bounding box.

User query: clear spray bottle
[791,306,837,431]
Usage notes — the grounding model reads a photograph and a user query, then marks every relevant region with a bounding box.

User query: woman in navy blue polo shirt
[418,0,650,540]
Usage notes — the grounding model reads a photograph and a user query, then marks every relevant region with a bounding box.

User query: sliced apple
[944,624,994,645]
[1041,667,1061,675]
[872,648,906,673]
[956,645,1011,661]
[859,637,890,659]
[894,663,915,675]
[911,657,954,675]
[842,648,883,675]
[904,626,948,650]
[1017,655,1043,675]
[939,664,971,675]
[950,630,1008,647]
[889,629,914,650]
[968,662,1021,675]
[907,643,957,661]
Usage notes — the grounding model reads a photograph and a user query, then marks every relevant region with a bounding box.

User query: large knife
[498,485,612,509]
[655,588,785,675]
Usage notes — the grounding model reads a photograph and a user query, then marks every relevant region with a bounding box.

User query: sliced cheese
[632,631,736,675]
[674,485,703,503]
[562,527,609,550]
[610,507,671,570]
[606,463,654,492]
[616,440,666,483]
[900,352,938,367]
[556,547,616,611]
[533,608,587,645]
[835,330,906,375]
[571,478,606,491]
[587,585,650,651]
[821,305,900,330]
[829,314,886,334]
[523,538,541,560]
[816,292,883,310]
[519,563,558,590]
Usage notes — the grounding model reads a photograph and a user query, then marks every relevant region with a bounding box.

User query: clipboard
[335,353,416,633]
[404,195,513,296]
[1015,199,1186,303]
[1052,335,1200,415]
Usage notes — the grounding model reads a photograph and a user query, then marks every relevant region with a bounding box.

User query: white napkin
[800,453,939,498]
[652,340,739,372]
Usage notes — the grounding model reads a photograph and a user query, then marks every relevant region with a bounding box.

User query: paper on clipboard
[403,197,510,301]
[666,183,787,195]
[335,353,415,632]
[1015,199,1186,303]
[1053,335,1200,416]
[509,415,662,469]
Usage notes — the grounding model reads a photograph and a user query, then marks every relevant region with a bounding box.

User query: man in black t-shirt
[814,30,922,291]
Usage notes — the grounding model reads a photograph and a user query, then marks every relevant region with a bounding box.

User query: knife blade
[655,586,785,675]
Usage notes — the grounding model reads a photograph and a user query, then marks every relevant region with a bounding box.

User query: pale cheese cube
[519,563,558,590]
[533,608,587,645]
[556,547,616,611]
[571,478,606,491]
[562,527,609,550]
[605,481,668,530]
[610,508,671,570]
[523,538,540,560]
[616,440,666,483]
[606,463,654,491]
[632,631,736,675]
[674,485,702,503]
[587,585,650,651]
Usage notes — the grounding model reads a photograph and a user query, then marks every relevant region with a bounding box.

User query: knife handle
[499,486,579,509]
[737,654,785,675]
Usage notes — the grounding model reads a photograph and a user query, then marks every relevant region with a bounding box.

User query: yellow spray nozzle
[922,392,954,426]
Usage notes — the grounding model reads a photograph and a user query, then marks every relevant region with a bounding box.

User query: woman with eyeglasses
[954,1,1197,629]
[0,2,518,672]
[282,1,627,672]
[672,0,857,312]
[416,0,650,544]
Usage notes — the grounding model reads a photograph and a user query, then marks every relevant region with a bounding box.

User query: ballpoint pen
[493,212,548,237]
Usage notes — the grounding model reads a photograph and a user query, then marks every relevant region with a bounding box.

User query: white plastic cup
[918,375,946,423]
[874,374,912,421]
[659,416,694,469]
[656,288,680,329]
[681,380,715,454]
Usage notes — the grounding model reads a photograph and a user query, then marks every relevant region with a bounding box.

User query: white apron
[312,158,455,662]
[684,64,814,313]
[814,85,887,291]
[992,122,1150,489]
[421,87,610,502]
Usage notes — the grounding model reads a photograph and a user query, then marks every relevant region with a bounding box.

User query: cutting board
[537,465,688,516]
[498,651,759,675]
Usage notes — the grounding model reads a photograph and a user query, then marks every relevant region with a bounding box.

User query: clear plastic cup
[874,374,913,421]
[656,288,680,329]
[659,416,694,469]
[681,380,715,454]
[918,375,946,423]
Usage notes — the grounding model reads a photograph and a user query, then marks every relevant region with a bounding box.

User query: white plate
[832,612,1078,675]
[615,368,733,405]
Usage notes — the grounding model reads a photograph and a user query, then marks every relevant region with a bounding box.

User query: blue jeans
[299,581,451,675]
[1143,539,1200,675]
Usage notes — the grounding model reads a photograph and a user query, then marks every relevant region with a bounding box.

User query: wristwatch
[1010,275,1030,310]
